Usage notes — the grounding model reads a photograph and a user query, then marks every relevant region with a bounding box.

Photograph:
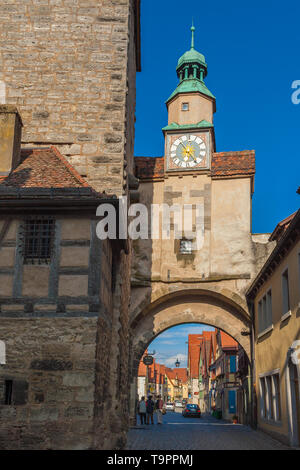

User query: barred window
[180,239,192,254]
[23,218,55,264]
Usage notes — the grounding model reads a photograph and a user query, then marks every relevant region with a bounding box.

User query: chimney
[0,105,23,176]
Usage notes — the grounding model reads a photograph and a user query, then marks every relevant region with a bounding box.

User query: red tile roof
[165,368,176,385]
[0,146,112,200]
[211,150,255,178]
[135,157,164,180]
[138,361,147,377]
[165,367,186,385]
[209,330,217,364]
[174,368,188,384]
[134,151,255,180]
[269,211,297,242]
[1,147,89,189]
[138,350,149,376]
[219,331,238,350]
[188,334,203,378]
[198,331,217,377]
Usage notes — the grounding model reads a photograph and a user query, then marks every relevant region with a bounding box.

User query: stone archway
[128,288,252,421]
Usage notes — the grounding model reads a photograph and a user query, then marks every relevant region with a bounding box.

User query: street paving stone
[127,410,289,450]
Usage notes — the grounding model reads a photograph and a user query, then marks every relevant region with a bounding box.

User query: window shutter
[228,390,236,414]
[230,355,236,373]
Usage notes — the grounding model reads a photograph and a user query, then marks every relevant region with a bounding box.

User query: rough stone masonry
[0,0,140,450]
[0,0,140,194]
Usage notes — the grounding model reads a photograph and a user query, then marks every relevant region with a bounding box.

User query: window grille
[22,218,55,264]
[180,239,192,254]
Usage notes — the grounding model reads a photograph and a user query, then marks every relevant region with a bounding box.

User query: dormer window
[182,102,189,111]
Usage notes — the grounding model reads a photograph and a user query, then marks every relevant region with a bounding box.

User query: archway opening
[134,322,252,431]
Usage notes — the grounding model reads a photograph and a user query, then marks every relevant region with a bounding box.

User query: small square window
[182,103,189,111]
[180,239,192,254]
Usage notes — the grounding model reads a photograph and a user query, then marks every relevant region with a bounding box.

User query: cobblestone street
[127,410,289,450]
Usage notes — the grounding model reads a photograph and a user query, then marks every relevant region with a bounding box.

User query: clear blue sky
[150,324,215,369]
[134,0,300,234]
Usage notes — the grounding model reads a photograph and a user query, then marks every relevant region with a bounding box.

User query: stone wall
[94,245,132,449]
[0,217,117,449]
[0,317,98,450]
[0,0,139,195]
[0,0,139,450]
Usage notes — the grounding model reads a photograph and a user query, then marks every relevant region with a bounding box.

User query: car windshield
[187,404,198,409]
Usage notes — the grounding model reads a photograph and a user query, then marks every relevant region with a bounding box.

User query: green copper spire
[191,22,195,49]
[176,24,206,75]
[166,24,215,104]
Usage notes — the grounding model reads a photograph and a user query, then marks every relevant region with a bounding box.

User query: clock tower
[134,24,255,288]
[163,25,216,173]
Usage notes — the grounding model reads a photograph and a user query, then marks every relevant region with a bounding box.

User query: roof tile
[0,147,110,199]
[0,147,88,189]
[211,150,255,178]
[135,150,255,180]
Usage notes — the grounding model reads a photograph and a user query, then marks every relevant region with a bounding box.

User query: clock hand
[180,141,187,151]
[179,142,190,160]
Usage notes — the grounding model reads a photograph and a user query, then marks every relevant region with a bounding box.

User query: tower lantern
[165,24,216,129]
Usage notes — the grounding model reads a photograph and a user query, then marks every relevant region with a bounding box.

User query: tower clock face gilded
[166,132,210,171]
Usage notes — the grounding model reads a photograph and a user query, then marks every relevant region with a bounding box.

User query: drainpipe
[249,300,257,429]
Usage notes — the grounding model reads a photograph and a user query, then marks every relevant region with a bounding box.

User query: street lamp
[175,358,180,368]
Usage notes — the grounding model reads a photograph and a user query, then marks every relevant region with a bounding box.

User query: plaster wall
[254,240,300,445]
[168,93,214,125]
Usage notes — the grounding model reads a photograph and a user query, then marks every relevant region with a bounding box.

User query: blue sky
[135,1,299,367]
[134,0,300,234]
[150,324,215,368]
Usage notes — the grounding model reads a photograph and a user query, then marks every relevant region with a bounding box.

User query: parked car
[165,402,175,411]
[182,404,201,418]
[174,400,183,408]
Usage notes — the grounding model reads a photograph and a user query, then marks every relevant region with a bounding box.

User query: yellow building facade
[247,210,300,446]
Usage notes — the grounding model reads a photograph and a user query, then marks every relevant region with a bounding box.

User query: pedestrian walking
[138,396,147,425]
[146,395,155,424]
[155,395,164,424]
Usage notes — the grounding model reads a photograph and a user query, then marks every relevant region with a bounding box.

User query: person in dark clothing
[155,394,164,424]
[146,395,155,424]
[138,396,147,425]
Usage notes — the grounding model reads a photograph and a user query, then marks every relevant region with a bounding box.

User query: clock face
[170,135,207,169]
